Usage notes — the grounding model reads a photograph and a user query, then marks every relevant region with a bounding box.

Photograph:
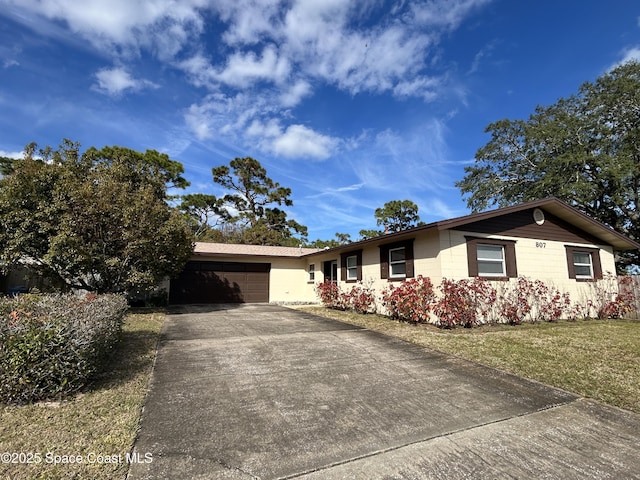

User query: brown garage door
[169,261,270,304]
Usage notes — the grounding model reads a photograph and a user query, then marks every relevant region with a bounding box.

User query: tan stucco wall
[269,257,316,303]
[438,229,617,299]
[302,231,442,303]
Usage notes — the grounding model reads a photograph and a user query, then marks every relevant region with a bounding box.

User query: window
[346,255,358,280]
[379,240,414,280]
[572,252,593,279]
[389,247,406,278]
[308,264,315,282]
[465,237,517,279]
[565,246,602,280]
[476,244,506,277]
[340,250,362,282]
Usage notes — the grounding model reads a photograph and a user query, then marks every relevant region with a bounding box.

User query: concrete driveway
[128,304,640,479]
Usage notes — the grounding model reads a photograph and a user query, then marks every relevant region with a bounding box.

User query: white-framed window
[346,255,358,280]
[308,263,315,282]
[572,251,594,279]
[477,244,506,277]
[389,247,406,278]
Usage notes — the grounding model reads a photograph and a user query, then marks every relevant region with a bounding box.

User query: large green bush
[0,293,128,404]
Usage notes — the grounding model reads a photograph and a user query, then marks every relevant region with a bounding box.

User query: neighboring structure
[0,264,50,295]
[168,198,640,305]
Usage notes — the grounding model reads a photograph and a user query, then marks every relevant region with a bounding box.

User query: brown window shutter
[466,239,479,277]
[592,250,603,279]
[380,245,389,279]
[356,250,363,281]
[405,240,414,278]
[591,250,602,279]
[505,242,517,278]
[340,253,347,281]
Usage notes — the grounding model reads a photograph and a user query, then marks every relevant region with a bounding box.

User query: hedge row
[0,293,128,404]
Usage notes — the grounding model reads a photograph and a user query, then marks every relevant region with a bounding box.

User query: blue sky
[1,1,639,243]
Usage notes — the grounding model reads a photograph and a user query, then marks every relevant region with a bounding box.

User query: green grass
[300,306,640,414]
[0,310,164,480]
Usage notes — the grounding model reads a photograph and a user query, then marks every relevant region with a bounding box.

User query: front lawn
[301,307,640,414]
[0,310,164,480]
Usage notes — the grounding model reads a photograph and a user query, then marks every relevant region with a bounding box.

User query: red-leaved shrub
[381,275,436,323]
[315,281,348,310]
[345,282,377,314]
[433,278,497,328]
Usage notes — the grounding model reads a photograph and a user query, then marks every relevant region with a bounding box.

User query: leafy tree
[335,232,352,245]
[179,193,229,239]
[358,200,421,239]
[0,140,194,293]
[211,157,308,245]
[358,228,383,240]
[457,61,640,270]
[0,156,14,176]
[309,233,352,249]
[83,145,190,191]
[375,199,421,232]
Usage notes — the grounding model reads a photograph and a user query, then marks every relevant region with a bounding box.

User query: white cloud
[1,0,208,58]
[92,67,158,96]
[279,79,312,107]
[184,100,217,140]
[410,0,492,29]
[246,118,282,138]
[393,76,441,101]
[349,119,454,194]
[177,53,218,88]
[171,0,492,152]
[0,149,23,159]
[5,0,490,99]
[3,0,492,163]
[271,124,337,159]
[612,47,640,69]
[215,44,291,88]
[422,197,461,220]
[306,183,364,199]
[193,0,489,101]
[184,91,270,141]
[247,119,338,159]
[215,0,283,46]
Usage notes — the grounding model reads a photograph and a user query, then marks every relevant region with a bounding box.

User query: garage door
[169,261,270,304]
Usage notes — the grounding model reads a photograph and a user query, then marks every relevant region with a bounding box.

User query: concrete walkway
[128,304,640,479]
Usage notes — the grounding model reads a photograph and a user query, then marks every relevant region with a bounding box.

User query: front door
[323,260,338,282]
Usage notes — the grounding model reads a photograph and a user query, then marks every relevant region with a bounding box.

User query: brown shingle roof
[193,242,319,258]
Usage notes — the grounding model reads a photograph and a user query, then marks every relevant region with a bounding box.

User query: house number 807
[536,242,546,248]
